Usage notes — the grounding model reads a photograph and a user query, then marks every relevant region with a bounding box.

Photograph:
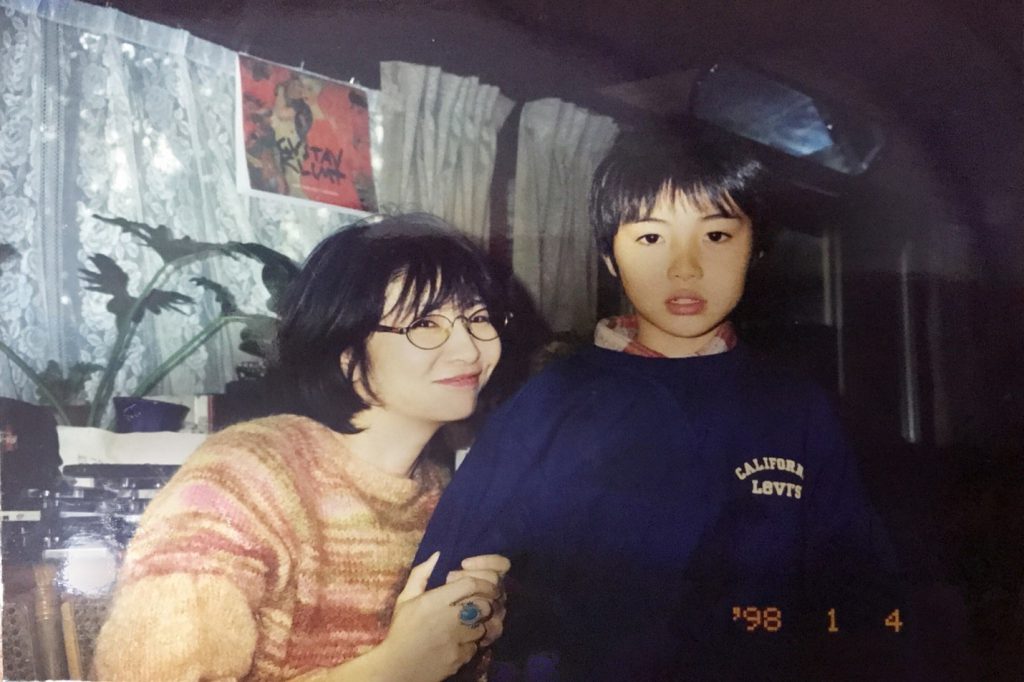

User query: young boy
[416,131,899,679]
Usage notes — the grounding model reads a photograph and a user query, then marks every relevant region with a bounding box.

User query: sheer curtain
[0,0,366,417]
[377,61,513,246]
[512,98,618,334]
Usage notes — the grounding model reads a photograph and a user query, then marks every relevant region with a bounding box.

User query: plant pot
[112,397,189,433]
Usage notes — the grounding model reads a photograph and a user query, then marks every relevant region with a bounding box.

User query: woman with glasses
[94,214,511,681]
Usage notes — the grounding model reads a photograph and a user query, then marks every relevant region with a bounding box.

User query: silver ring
[458,601,482,627]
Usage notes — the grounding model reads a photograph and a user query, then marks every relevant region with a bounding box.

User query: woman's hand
[445,554,510,647]
[373,552,500,682]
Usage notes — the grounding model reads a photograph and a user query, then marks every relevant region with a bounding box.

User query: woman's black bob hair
[589,129,774,261]
[268,213,507,434]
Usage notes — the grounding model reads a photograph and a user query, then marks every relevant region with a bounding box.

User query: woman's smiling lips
[665,292,707,316]
[435,372,481,389]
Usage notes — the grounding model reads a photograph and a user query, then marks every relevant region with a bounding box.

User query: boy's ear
[748,249,766,269]
[602,254,619,278]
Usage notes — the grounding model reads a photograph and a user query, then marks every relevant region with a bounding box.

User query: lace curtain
[377,61,514,246]
[512,98,618,334]
[0,0,596,419]
[0,0,369,418]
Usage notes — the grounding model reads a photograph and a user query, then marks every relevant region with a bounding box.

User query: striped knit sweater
[93,414,448,681]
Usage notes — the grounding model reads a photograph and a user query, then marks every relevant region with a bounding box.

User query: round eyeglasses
[375,309,510,350]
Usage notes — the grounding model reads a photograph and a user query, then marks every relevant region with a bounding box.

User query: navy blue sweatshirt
[416,344,900,680]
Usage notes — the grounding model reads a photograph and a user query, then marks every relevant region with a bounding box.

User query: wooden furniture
[2,562,113,680]
[1,464,173,679]
[1,563,67,680]
[61,594,112,679]
[32,563,68,680]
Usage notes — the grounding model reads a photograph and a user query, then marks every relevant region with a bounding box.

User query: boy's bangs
[669,181,747,219]
[594,141,765,245]
[627,178,746,223]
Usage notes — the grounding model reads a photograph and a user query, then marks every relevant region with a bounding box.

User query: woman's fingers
[446,568,502,587]
[442,563,508,648]
[460,554,510,576]
[457,640,480,665]
[380,560,505,681]
[396,551,439,604]
[431,575,500,606]
[479,599,506,647]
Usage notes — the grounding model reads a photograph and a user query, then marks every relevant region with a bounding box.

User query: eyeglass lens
[407,311,500,349]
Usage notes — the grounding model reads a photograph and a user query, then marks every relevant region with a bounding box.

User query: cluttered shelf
[0,394,254,680]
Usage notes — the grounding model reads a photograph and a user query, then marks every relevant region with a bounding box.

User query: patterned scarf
[593,315,737,357]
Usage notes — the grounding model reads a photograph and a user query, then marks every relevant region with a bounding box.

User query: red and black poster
[237,54,377,212]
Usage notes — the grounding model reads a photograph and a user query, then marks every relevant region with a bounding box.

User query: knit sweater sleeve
[94,419,309,682]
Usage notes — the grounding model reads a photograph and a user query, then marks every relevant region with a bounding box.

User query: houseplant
[0,217,297,428]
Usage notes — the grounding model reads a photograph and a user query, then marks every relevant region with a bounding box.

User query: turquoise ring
[458,601,482,626]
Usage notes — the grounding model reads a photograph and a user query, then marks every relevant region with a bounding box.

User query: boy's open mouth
[665,294,706,315]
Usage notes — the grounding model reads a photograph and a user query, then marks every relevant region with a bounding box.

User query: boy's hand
[446,554,510,646]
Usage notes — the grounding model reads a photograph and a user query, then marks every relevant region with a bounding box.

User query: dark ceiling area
[86,0,1023,281]
[87,0,1022,106]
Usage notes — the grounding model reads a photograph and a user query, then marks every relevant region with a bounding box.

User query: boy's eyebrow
[627,212,740,223]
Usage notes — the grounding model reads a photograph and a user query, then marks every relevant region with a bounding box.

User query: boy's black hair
[268,213,507,434]
[590,130,773,262]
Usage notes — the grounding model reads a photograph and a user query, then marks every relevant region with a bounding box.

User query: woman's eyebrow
[413,296,484,316]
[449,297,486,310]
[416,302,441,316]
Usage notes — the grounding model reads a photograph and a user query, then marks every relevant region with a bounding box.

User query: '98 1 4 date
[731,606,903,633]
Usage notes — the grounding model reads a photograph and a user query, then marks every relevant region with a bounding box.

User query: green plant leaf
[137,289,194,319]
[130,315,251,398]
[34,359,103,405]
[81,253,193,325]
[37,361,65,400]
[238,314,279,359]
[80,254,134,325]
[94,215,239,263]
[0,343,71,425]
[190,276,239,316]
[228,242,299,313]
[79,215,296,426]
[67,362,104,388]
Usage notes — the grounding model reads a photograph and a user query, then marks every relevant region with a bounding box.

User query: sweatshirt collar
[593,315,737,358]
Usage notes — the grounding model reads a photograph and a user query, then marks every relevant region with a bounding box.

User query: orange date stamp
[731,606,903,633]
